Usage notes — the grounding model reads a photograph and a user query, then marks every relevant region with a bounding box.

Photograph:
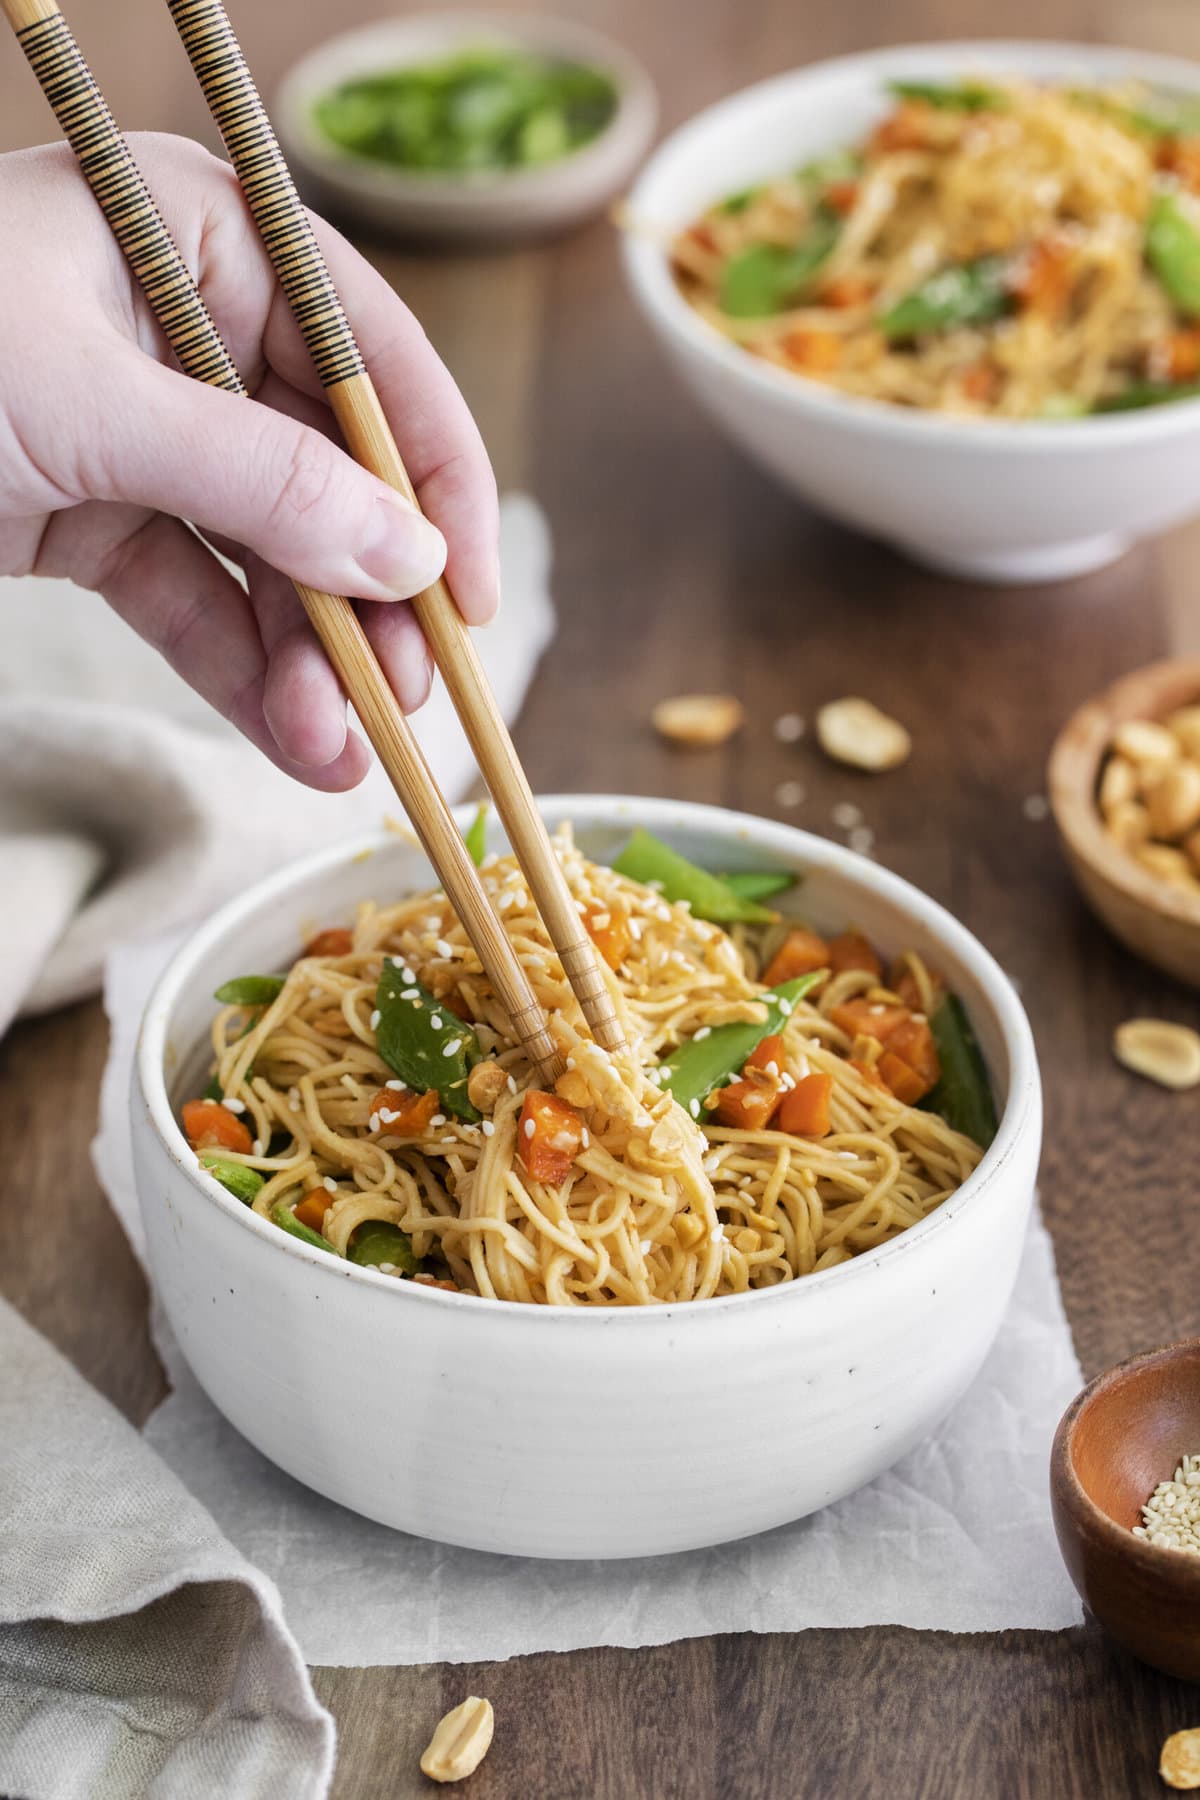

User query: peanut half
[816,697,911,773]
[420,1696,495,1784]
[651,693,744,748]
[1113,1019,1200,1092]
[1161,1727,1200,1790]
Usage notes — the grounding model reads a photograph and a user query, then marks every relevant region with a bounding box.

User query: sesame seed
[443,1038,462,1057]
[379,1109,399,1124]
[400,987,420,1000]
[507,1075,518,1094]
[775,780,806,809]
[379,1262,396,1274]
[640,1239,653,1254]
[689,1098,701,1118]
[252,1140,264,1156]
[481,1119,496,1137]
[1023,794,1050,822]
[694,1026,712,1041]
[430,1014,443,1029]
[514,890,529,910]
[400,968,416,984]
[441,1137,457,1147]
[523,1118,536,1139]
[849,827,875,856]
[221,1097,245,1114]
[386,1079,405,1090]
[322,1176,337,1193]
[369,1116,381,1132]
[779,998,794,1016]
[370,1009,381,1030]
[435,939,454,958]
[764,1060,779,1078]
[773,712,805,742]
[430,1114,446,1128]
[581,1128,590,1148]
[832,802,863,831]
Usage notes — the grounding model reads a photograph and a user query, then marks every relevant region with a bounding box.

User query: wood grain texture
[5,0,1200,1793]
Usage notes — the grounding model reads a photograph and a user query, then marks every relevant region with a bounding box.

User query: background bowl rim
[622,36,1200,450]
[274,9,658,200]
[136,794,1041,1325]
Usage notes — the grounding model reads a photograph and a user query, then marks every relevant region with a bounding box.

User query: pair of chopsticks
[4,0,625,1084]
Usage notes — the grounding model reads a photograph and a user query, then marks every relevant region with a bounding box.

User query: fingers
[81,354,449,606]
[87,506,371,791]
[262,215,501,625]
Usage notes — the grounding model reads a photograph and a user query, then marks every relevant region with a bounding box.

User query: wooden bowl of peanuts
[1048,660,1200,988]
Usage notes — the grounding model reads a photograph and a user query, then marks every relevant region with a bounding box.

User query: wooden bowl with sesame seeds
[1047,659,1200,990]
[1051,1341,1200,1683]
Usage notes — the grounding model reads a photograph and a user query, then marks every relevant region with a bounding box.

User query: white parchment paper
[97,934,1085,1667]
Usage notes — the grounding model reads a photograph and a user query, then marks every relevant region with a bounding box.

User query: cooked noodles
[180,825,989,1306]
[670,76,1200,418]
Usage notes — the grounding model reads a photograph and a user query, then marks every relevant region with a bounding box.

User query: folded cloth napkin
[0,492,554,1032]
[0,1297,334,1800]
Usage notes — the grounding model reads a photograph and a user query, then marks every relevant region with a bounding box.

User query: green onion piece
[658,973,827,1115]
[922,992,999,1148]
[200,1155,264,1205]
[213,975,286,1007]
[613,828,778,924]
[375,961,481,1121]
[1093,378,1200,413]
[717,869,798,903]
[719,210,840,318]
[878,256,1012,341]
[1147,190,1200,318]
[463,802,488,866]
[270,1199,336,1253]
[347,1221,420,1273]
[887,78,1006,111]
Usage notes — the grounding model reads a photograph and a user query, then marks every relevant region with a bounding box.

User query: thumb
[90,359,448,601]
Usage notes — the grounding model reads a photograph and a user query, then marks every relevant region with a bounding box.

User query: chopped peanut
[651,693,745,749]
[466,1060,510,1113]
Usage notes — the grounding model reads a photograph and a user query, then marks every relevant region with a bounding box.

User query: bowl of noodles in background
[132,796,1040,1559]
[622,40,1200,584]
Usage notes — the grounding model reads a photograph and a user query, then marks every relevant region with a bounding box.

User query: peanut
[466,1059,510,1113]
[420,1696,494,1784]
[1114,1019,1200,1091]
[1162,1727,1200,1790]
[816,696,911,772]
[1167,705,1200,762]
[1098,753,1138,815]
[672,1211,706,1249]
[1111,718,1179,767]
[652,693,745,748]
[1134,843,1194,885]
[1145,761,1200,842]
[1104,798,1150,851]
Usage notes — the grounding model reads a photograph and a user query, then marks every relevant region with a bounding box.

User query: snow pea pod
[718,869,797,904]
[213,975,286,1007]
[921,992,998,1148]
[658,972,827,1116]
[1146,190,1200,317]
[463,803,488,866]
[1094,378,1200,413]
[270,1199,336,1253]
[719,210,840,318]
[347,1221,420,1273]
[887,78,1006,111]
[613,829,778,924]
[878,256,1011,341]
[199,1155,263,1205]
[375,960,481,1120]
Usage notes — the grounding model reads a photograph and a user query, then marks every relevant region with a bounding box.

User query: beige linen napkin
[0,492,554,1031]
[0,1297,334,1800]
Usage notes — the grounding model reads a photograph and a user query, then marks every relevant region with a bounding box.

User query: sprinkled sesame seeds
[775,780,806,809]
[694,1026,712,1041]
[523,1118,536,1139]
[370,1009,381,1030]
[369,1115,381,1132]
[689,1098,701,1118]
[435,939,454,958]
[778,998,794,1016]
[481,1119,496,1137]
[386,1079,405,1090]
[773,711,805,743]
[443,1038,462,1057]
[513,890,529,911]
[379,1109,399,1124]
[507,1075,518,1094]
[430,1014,443,1029]
[430,1114,447,1128]
[1134,1454,1200,1554]
[221,1097,245,1114]
[322,1176,337,1193]
[1023,794,1050,822]
[764,1060,779,1078]
[400,987,420,1000]
[581,1128,590,1148]
[252,1140,264,1156]
[441,1137,458,1147]
[832,802,863,831]
[640,1239,653,1254]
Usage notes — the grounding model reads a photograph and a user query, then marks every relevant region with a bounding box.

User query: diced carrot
[688,222,718,253]
[1011,239,1073,320]
[712,1077,783,1132]
[763,927,830,986]
[781,328,841,372]
[876,1051,929,1106]
[368,1086,441,1136]
[412,1274,459,1292]
[870,101,934,154]
[583,900,633,971]
[885,1016,941,1092]
[829,998,909,1044]
[1157,137,1200,191]
[824,180,860,216]
[888,955,944,1013]
[778,1071,833,1136]
[961,360,999,405]
[294,1190,331,1231]
[745,1033,787,1078]
[850,1057,889,1092]
[181,1099,254,1155]
[518,1090,585,1186]
[1168,328,1200,382]
[820,273,874,308]
[827,931,882,978]
[303,927,353,958]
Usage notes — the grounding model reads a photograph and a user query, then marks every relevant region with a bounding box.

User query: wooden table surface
[6,0,1200,1793]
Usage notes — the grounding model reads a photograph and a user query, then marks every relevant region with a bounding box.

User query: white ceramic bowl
[623,41,1200,584]
[275,12,657,243]
[133,797,1041,1560]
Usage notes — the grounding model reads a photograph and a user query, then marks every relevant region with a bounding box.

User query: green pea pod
[1068,87,1200,139]
[1094,378,1200,413]
[887,78,1006,111]
[1147,190,1200,317]
[878,256,1011,342]
[347,1221,420,1273]
[719,185,760,215]
[213,975,286,1007]
[375,961,481,1120]
[718,869,797,903]
[658,972,827,1115]
[200,1155,264,1205]
[202,1072,223,1102]
[463,803,488,866]
[613,829,777,924]
[270,1199,336,1253]
[796,147,861,191]
[719,211,840,318]
[922,992,999,1149]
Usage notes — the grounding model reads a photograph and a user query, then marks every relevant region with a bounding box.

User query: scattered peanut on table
[1161,1728,1200,1791]
[420,1696,495,1784]
[816,697,912,772]
[651,693,745,748]
[1112,1019,1200,1091]
[1098,707,1200,894]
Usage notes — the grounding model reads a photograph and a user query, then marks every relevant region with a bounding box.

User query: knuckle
[264,430,338,537]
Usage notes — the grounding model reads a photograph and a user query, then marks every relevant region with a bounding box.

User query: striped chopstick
[163,0,627,1060]
[1,0,566,1087]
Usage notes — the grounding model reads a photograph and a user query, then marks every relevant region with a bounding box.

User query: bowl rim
[622,37,1200,449]
[136,794,1040,1323]
[1047,656,1200,931]
[274,9,658,198]
[1050,1338,1200,1586]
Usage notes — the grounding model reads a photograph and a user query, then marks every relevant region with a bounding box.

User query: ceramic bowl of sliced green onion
[275,12,657,242]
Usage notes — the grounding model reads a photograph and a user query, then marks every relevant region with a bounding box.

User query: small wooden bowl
[1047,658,1200,988]
[1050,1341,1200,1682]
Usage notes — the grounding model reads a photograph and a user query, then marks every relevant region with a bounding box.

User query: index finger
[262,213,500,626]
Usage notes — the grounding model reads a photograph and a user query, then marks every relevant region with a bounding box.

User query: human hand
[0,134,500,788]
